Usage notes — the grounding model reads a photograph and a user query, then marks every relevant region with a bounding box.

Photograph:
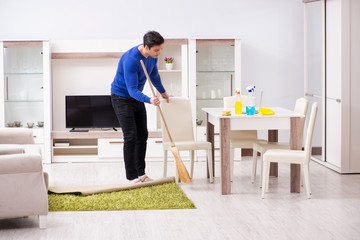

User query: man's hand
[150,96,160,106]
[161,92,170,103]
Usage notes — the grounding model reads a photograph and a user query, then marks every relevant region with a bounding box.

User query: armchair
[0,128,48,228]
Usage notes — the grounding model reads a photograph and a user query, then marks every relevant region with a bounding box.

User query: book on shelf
[54,141,70,147]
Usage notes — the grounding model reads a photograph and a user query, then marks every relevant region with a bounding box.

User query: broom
[140,60,191,184]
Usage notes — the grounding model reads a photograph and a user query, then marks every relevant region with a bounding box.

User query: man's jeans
[111,93,148,180]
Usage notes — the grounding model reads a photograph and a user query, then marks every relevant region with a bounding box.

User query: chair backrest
[223,95,254,109]
[294,97,309,141]
[159,97,194,143]
[223,96,236,109]
[304,102,318,162]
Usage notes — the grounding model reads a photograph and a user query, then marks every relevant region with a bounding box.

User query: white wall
[0,0,305,140]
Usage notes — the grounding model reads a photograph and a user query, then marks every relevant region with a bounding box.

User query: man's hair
[143,31,164,49]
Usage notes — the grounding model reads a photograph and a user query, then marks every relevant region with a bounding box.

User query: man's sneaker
[139,174,153,182]
[128,178,141,184]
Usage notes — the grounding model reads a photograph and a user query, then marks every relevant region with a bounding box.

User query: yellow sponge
[222,110,231,116]
[259,107,275,115]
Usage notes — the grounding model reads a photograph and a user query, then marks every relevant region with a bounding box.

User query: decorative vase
[165,63,173,70]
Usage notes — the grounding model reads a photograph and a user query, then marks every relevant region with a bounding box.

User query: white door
[325,0,342,168]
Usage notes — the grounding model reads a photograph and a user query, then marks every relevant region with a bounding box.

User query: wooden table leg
[220,118,231,195]
[268,130,278,177]
[290,117,301,193]
[206,113,215,178]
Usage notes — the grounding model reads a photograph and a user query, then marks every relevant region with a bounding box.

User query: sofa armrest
[0,128,35,144]
[0,153,42,174]
[0,153,48,220]
[43,172,49,190]
[0,145,25,155]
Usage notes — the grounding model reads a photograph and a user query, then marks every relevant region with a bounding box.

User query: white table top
[202,107,304,131]
[202,107,303,118]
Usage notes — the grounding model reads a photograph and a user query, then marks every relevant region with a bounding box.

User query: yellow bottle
[235,88,242,115]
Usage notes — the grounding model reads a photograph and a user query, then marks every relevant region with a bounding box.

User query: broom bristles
[171,147,191,183]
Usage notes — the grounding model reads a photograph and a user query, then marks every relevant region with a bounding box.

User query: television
[65,95,120,130]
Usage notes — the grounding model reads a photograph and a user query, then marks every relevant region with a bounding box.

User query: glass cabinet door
[304,1,325,162]
[195,40,236,126]
[3,42,44,128]
[1,40,51,163]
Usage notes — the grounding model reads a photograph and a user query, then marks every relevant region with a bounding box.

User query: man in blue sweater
[111,31,169,184]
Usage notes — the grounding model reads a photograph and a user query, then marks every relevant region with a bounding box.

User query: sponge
[258,107,275,115]
[222,110,231,116]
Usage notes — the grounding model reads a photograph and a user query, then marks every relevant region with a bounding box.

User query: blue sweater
[111,45,166,103]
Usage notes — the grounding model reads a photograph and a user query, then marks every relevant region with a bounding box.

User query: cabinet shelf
[5,72,43,75]
[158,70,182,73]
[197,98,224,101]
[51,52,124,59]
[197,70,234,73]
[5,100,44,103]
[53,145,98,149]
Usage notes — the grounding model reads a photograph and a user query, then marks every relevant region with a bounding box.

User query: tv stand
[70,128,89,132]
[51,130,163,163]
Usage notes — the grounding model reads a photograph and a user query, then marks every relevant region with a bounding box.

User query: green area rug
[49,182,195,211]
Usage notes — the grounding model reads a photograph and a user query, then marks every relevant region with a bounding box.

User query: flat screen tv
[65,95,120,130]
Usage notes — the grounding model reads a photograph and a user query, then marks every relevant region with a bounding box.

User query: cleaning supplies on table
[222,110,231,116]
[258,107,275,115]
[246,86,256,115]
[235,88,242,115]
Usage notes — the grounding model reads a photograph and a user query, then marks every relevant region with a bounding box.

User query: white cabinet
[49,39,243,163]
[146,138,164,159]
[189,39,241,128]
[51,131,163,162]
[304,0,360,173]
[98,138,123,159]
[188,39,241,147]
[325,0,360,173]
[98,137,163,160]
[0,41,52,163]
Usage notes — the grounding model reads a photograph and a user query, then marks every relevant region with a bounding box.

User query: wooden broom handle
[140,60,175,145]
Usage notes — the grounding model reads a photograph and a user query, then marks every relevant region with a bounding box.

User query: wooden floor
[1,157,360,240]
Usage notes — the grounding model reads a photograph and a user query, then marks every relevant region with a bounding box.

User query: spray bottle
[235,88,242,115]
[246,86,256,115]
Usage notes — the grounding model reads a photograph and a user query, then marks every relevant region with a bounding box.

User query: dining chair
[252,97,309,186]
[160,97,213,183]
[261,102,318,199]
[223,96,266,181]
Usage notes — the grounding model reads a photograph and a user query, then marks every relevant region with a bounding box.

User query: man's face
[146,44,163,58]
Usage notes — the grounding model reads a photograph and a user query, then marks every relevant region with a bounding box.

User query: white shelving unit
[188,39,242,159]
[49,38,240,163]
[152,39,188,130]
[0,40,52,163]
[51,131,162,162]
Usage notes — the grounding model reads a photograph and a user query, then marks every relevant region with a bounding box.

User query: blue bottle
[246,86,255,115]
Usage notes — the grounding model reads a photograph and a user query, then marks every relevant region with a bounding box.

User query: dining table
[202,107,304,195]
